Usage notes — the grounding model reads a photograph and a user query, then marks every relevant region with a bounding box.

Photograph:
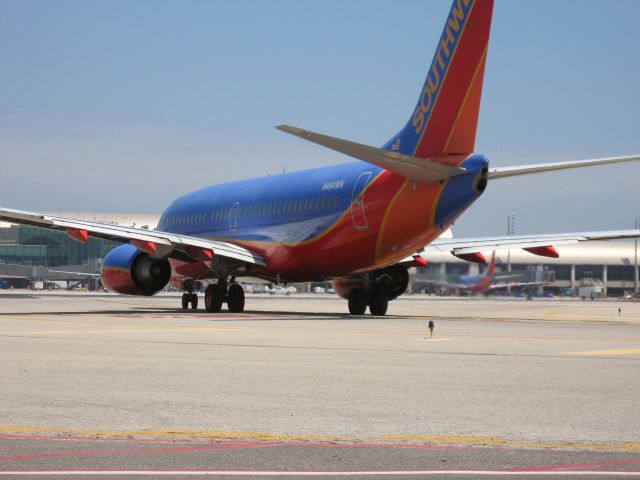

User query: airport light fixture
[507,214,515,293]
[635,217,639,295]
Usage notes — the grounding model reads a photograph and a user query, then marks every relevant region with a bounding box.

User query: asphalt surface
[0,292,638,478]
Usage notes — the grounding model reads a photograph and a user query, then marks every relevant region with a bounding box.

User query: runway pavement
[0,291,639,478]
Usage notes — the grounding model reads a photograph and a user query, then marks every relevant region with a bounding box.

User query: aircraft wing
[414,279,468,290]
[487,281,545,290]
[0,207,267,267]
[401,229,640,262]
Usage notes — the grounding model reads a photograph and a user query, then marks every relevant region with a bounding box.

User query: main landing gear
[181,278,245,313]
[348,286,388,316]
[181,292,198,310]
[345,265,408,316]
[203,282,245,313]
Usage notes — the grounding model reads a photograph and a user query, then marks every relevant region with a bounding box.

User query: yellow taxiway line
[563,348,640,357]
[0,425,639,452]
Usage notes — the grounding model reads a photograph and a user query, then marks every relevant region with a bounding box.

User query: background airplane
[1,0,640,316]
[412,251,546,295]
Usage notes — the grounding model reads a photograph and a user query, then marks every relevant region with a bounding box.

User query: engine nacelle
[101,244,171,296]
[374,265,409,301]
[332,265,409,301]
[332,276,365,300]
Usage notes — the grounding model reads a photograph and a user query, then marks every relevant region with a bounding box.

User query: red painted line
[1,469,640,476]
[0,441,272,463]
[114,314,286,319]
[509,459,640,472]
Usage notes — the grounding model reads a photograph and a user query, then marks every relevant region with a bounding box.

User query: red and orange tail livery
[384,0,494,159]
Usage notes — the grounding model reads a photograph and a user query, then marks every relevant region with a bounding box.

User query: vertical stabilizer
[486,251,496,277]
[384,0,494,159]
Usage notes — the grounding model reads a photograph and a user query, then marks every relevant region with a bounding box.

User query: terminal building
[0,214,638,296]
[415,242,639,297]
[0,213,159,286]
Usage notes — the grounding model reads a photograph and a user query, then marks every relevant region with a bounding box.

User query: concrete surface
[0,292,638,477]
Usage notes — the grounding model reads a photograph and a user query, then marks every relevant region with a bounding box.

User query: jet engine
[101,244,171,296]
[332,264,409,301]
[373,264,409,300]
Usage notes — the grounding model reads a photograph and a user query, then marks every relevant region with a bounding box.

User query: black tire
[205,284,224,313]
[227,284,245,313]
[348,288,368,315]
[181,293,189,310]
[369,288,388,316]
[190,293,198,310]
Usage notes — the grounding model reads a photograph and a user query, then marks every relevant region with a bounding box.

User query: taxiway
[0,292,638,478]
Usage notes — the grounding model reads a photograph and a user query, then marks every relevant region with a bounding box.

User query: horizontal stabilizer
[276,125,467,182]
[489,155,640,179]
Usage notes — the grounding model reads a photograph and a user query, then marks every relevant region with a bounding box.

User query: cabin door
[351,171,372,230]
[229,202,240,232]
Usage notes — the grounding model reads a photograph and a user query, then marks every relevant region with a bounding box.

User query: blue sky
[1,0,639,236]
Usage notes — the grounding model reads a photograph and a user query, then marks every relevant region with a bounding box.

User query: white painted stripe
[0,471,638,476]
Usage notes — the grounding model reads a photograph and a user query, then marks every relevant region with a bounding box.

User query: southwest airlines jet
[414,251,546,295]
[2,0,640,315]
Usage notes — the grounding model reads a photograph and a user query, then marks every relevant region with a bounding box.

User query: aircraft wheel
[205,284,224,313]
[369,288,388,316]
[227,284,245,313]
[190,293,198,310]
[348,288,368,315]
[181,293,190,310]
